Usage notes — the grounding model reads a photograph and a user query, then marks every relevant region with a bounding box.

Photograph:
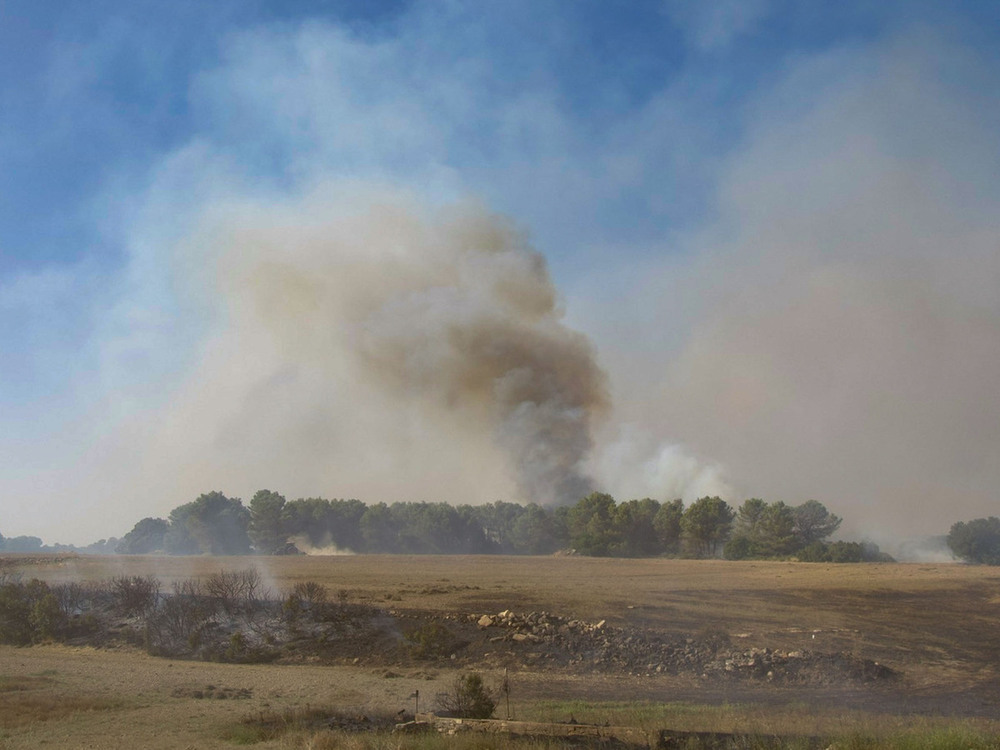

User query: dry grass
[12,554,1000,679]
[0,672,121,729]
[2,554,1000,747]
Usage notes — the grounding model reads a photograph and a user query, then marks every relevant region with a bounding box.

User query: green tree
[734,499,768,539]
[756,501,798,556]
[438,673,497,719]
[793,500,842,547]
[472,501,527,552]
[654,499,684,555]
[389,502,490,554]
[248,489,287,554]
[283,497,367,551]
[2,536,43,552]
[613,498,662,556]
[117,518,169,554]
[359,502,397,552]
[681,496,734,557]
[726,499,767,559]
[165,491,250,555]
[567,492,618,556]
[509,503,562,555]
[947,517,1000,565]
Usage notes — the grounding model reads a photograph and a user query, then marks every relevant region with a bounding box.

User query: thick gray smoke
[169,186,607,506]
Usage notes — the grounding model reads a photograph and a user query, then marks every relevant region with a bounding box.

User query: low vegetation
[0,673,120,730]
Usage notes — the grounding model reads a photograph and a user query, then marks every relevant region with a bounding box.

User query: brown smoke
[175,186,607,506]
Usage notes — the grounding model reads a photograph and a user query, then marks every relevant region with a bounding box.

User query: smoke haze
[2,8,999,546]
[86,187,608,518]
[577,33,1000,540]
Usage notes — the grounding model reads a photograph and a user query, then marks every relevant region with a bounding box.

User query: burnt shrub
[204,568,265,615]
[109,575,160,617]
[144,580,214,656]
[282,581,329,622]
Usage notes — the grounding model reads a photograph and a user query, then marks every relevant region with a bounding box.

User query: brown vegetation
[1,553,999,748]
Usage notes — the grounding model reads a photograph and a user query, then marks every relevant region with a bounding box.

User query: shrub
[0,560,22,587]
[0,581,36,644]
[144,581,214,656]
[0,579,70,644]
[109,575,160,617]
[29,592,66,641]
[437,673,497,719]
[404,621,464,659]
[293,581,328,607]
[204,568,265,615]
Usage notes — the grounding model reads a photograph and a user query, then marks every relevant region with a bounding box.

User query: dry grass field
[2,554,1000,748]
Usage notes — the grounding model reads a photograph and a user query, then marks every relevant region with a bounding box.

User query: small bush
[0,581,39,644]
[293,581,328,607]
[437,673,497,719]
[0,579,72,644]
[0,560,22,587]
[144,583,214,656]
[217,630,279,664]
[205,568,265,615]
[404,621,465,659]
[29,592,66,641]
[283,581,329,622]
[109,575,160,617]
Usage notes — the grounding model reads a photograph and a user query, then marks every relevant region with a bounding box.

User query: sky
[2,1,1000,547]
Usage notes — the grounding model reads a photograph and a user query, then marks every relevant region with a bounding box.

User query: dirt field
[2,555,1000,748]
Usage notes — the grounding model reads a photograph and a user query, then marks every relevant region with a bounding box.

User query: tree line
[108,490,888,561]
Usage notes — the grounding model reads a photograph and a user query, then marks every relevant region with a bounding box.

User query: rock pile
[468,610,895,685]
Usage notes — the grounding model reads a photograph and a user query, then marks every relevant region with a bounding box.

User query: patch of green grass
[516,699,745,730]
[838,725,1000,750]
[511,701,1000,749]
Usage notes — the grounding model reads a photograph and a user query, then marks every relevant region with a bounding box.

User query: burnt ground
[144,599,997,719]
[12,555,1000,720]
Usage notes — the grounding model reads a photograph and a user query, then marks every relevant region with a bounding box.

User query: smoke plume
[157,186,607,507]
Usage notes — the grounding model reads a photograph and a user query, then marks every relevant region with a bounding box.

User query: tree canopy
[103,489,877,562]
[947,517,1000,565]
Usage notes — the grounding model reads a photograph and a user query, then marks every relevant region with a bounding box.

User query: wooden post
[501,668,511,720]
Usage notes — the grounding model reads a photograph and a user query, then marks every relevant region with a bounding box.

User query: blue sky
[2,1,1000,546]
